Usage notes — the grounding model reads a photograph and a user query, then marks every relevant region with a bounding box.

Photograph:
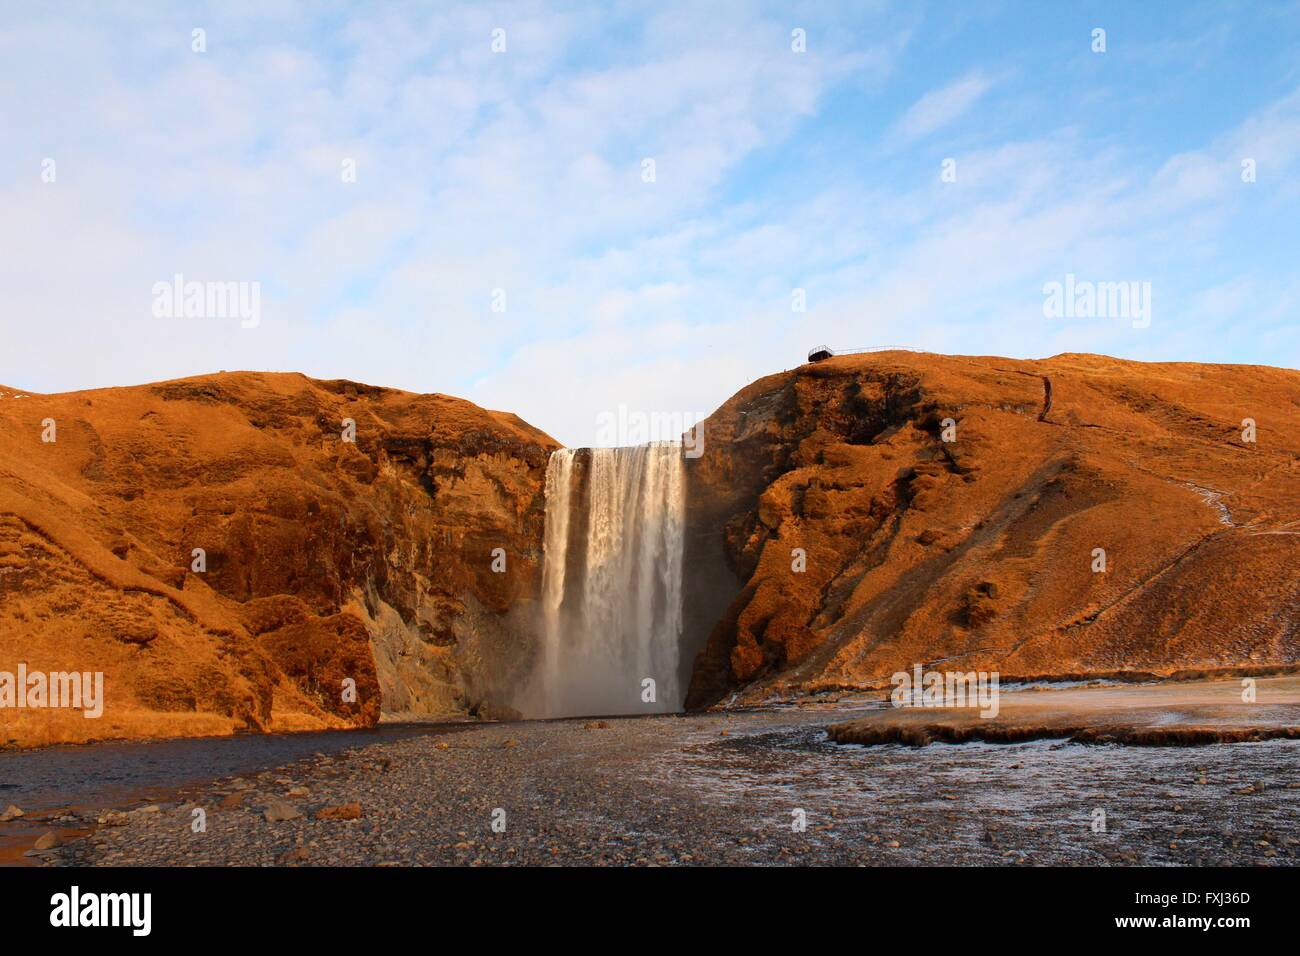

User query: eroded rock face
[0,373,556,747]
[683,352,1300,708]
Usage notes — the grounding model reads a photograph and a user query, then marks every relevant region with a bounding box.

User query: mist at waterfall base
[527,443,687,719]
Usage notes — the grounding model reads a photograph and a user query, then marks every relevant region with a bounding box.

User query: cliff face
[0,373,556,747]
[4,353,1298,744]
[684,352,1300,708]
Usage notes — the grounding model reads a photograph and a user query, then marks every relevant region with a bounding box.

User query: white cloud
[0,3,1296,449]
[890,70,993,144]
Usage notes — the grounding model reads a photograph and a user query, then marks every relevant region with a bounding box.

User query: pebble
[30,712,1300,868]
[263,800,302,823]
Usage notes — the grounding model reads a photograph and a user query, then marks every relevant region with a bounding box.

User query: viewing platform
[807,345,926,363]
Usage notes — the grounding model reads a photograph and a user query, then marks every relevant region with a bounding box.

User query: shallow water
[659,710,1300,864]
[5,705,1297,866]
[0,722,464,815]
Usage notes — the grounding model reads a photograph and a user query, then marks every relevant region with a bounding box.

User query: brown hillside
[0,373,556,747]
[684,352,1300,708]
[3,353,1296,743]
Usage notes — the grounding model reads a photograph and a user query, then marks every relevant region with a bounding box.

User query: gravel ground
[25,706,1300,866]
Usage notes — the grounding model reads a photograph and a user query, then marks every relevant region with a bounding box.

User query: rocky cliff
[0,373,556,747]
[4,352,1297,745]
[684,352,1300,708]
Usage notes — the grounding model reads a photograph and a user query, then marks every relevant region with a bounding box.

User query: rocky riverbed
[10,702,1299,866]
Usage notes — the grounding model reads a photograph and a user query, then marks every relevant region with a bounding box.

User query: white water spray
[535,444,686,717]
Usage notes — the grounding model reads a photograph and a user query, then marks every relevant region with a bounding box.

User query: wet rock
[33,831,60,850]
[263,801,302,823]
[478,703,523,722]
[0,804,23,822]
[315,802,362,821]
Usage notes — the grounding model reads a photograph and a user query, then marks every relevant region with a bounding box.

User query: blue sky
[2,1,1298,446]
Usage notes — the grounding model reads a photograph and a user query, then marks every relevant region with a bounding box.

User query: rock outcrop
[684,352,1300,708]
[0,373,556,747]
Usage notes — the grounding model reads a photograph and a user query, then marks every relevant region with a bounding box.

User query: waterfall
[535,443,686,718]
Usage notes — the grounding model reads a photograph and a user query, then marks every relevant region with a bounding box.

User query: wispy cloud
[1,2,1297,447]
[890,70,993,143]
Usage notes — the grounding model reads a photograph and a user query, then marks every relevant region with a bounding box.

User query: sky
[2,1,1299,448]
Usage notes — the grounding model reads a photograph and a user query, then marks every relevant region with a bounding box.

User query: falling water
[535,444,686,717]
